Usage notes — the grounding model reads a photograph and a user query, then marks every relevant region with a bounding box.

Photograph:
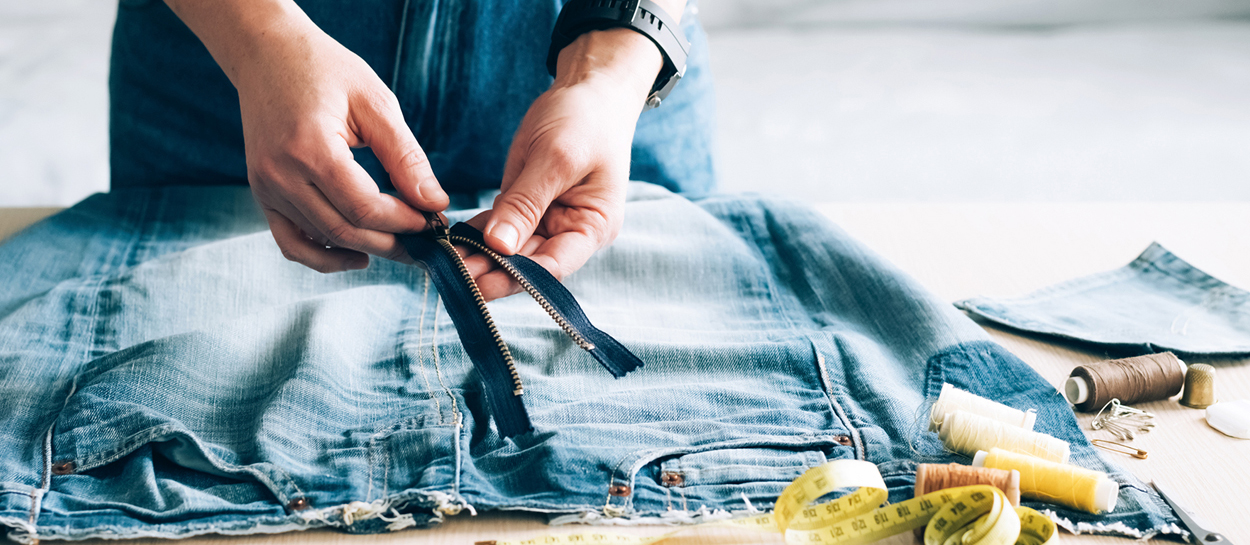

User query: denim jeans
[959,242,1250,357]
[0,184,1178,541]
[108,0,717,196]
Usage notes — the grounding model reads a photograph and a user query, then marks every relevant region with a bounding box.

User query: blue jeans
[108,0,717,196]
[0,184,1176,541]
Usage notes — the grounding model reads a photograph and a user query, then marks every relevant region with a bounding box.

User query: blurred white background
[2,0,1249,206]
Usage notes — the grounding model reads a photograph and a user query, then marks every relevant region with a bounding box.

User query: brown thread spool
[1064,352,1186,413]
[915,463,1021,506]
[913,464,1020,540]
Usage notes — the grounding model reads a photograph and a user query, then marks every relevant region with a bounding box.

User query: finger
[476,269,526,301]
[313,145,433,234]
[474,233,548,301]
[263,207,369,273]
[352,90,448,211]
[523,229,601,281]
[500,122,529,190]
[462,251,498,280]
[284,177,411,262]
[485,150,584,255]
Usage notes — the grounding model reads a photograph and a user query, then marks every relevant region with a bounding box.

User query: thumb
[353,92,448,211]
[485,156,575,255]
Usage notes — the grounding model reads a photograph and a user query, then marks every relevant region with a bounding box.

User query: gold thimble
[1179,363,1217,409]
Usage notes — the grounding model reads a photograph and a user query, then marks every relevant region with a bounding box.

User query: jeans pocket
[607,437,855,516]
[42,333,316,523]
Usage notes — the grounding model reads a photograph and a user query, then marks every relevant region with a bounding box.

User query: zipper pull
[423,211,450,238]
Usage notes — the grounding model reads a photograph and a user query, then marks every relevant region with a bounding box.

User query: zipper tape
[448,223,644,378]
[476,459,1058,545]
[399,230,533,437]
[399,218,646,438]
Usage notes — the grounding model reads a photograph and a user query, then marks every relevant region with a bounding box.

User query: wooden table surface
[3,203,1247,544]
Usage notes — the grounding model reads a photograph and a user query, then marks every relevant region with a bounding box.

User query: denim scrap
[958,243,1250,357]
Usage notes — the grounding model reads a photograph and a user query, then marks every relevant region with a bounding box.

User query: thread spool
[1065,352,1186,413]
[1179,363,1217,409]
[915,463,1021,507]
[912,463,1022,540]
[928,383,1037,432]
[973,448,1118,514]
[939,410,1070,464]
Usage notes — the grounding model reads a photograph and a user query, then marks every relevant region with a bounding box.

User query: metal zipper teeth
[433,237,524,396]
[448,235,597,352]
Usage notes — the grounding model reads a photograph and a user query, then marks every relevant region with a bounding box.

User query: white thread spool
[928,383,1037,432]
[939,410,1070,464]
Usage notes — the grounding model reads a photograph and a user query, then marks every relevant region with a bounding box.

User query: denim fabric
[108,0,716,196]
[958,243,1250,356]
[0,184,1177,541]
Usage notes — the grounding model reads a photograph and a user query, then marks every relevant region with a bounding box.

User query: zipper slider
[423,211,450,238]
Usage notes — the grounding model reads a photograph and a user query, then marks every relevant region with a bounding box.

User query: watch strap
[547,0,689,109]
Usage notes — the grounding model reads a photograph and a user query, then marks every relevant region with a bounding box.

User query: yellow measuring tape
[479,460,1058,545]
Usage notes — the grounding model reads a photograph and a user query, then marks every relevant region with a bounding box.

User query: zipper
[398,213,644,437]
[426,214,525,396]
[446,222,644,380]
[447,233,595,352]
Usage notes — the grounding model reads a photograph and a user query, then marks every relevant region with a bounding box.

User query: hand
[167,0,448,273]
[462,28,665,300]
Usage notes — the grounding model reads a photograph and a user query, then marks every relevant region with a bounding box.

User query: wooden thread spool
[915,463,1021,506]
[1065,352,1186,413]
[939,410,1070,464]
[928,383,1037,432]
[974,448,1118,514]
[913,463,1021,540]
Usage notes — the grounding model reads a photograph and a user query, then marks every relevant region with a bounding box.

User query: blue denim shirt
[0,184,1178,541]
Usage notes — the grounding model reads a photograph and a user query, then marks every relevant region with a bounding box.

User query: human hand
[462,28,665,300]
[166,0,448,273]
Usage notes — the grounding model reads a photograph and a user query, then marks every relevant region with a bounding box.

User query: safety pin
[1091,439,1148,459]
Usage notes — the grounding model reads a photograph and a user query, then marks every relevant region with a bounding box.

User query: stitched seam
[390,0,412,91]
[381,439,391,499]
[416,274,442,422]
[429,299,461,421]
[366,436,376,503]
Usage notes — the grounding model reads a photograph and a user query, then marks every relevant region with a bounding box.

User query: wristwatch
[547,0,690,110]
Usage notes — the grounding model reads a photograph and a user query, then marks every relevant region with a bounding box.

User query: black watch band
[547,0,689,110]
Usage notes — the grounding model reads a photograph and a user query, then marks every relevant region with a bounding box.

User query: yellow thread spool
[974,447,1118,514]
[939,410,1070,464]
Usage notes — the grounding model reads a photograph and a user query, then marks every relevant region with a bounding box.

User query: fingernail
[418,180,447,203]
[345,256,369,270]
[490,223,520,253]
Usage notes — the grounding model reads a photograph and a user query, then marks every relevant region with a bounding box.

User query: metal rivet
[608,484,632,497]
[835,435,853,447]
[287,497,311,511]
[51,461,76,475]
[660,472,684,487]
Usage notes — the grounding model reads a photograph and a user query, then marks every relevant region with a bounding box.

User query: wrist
[165,0,317,87]
[553,28,663,106]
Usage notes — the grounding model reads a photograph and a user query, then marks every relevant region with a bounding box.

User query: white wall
[2,0,1248,206]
